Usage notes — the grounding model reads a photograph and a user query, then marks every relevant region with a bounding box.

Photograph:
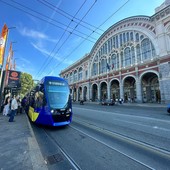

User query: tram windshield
[46,80,70,109]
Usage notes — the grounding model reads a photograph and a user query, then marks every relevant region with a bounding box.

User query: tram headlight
[66,108,72,113]
[51,109,54,114]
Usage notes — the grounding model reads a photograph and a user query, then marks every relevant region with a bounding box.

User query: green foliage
[20,72,34,96]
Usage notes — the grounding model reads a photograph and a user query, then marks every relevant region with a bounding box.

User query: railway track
[38,119,170,170]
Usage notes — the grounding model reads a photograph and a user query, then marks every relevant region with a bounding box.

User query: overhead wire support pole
[0,26,16,105]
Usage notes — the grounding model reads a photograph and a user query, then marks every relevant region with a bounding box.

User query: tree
[20,72,34,96]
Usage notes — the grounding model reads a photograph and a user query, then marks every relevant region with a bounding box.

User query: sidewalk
[0,113,47,170]
[73,101,168,108]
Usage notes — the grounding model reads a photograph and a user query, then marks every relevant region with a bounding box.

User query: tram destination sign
[47,81,65,86]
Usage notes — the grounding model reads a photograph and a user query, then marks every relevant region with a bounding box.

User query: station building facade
[60,1,170,104]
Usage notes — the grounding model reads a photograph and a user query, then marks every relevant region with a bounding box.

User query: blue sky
[0,0,165,80]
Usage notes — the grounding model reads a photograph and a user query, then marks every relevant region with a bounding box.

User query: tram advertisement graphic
[7,70,21,87]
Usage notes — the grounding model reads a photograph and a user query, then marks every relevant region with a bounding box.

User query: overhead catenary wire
[38,0,104,33]
[35,0,98,79]
[1,0,97,43]
[0,0,131,78]
[0,0,100,79]
[12,0,99,39]
[45,0,131,76]
[35,0,88,78]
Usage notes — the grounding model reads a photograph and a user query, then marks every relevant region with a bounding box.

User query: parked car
[101,99,115,106]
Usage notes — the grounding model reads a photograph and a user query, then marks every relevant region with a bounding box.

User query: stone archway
[73,87,77,101]
[141,72,160,103]
[78,87,82,101]
[123,76,136,103]
[83,86,87,101]
[92,84,98,101]
[110,79,120,101]
[100,82,107,100]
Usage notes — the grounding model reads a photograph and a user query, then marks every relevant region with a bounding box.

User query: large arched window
[151,43,156,57]
[92,63,98,76]
[111,54,118,70]
[73,70,77,82]
[130,32,133,41]
[127,32,129,42]
[141,38,151,60]
[70,72,73,83]
[136,44,141,63]
[136,33,139,42]
[131,46,135,64]
[63,74,69,81]
[108,39,111,52]
[124,47,131,66]
[120,34,123,46]
[78,67,83,81]
[93,30,156,72]
[100,58,106,73]
[121,51,124,68]
[65,74,68,82]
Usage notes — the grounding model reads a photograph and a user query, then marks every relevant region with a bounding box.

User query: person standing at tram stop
[9,95,18,122]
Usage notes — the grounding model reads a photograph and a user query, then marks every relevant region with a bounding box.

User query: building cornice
[151,5,170,22]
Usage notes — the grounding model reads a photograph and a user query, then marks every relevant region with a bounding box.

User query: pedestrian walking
[9,95,18,122]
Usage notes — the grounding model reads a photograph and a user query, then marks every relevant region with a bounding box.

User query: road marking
[73,107,170,124]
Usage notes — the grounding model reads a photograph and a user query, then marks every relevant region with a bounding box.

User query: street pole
[0,26,9,105]
[0,26,16,105]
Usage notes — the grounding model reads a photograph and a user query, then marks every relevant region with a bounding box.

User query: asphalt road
[31,103,170,170]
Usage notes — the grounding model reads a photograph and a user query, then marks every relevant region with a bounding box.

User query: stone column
[119,82,124,99]
[136,80,142,102]
[107,82,111,100]
[98,83,101,101]
[87,84,90,101]
[76,89,79,101]
[89,83,92,101]
[82,86,84,101]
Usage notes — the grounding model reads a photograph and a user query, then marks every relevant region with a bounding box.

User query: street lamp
[0,26,16,103]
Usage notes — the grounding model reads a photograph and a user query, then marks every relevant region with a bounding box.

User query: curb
[26,115,48,170]
[72,101,167,108]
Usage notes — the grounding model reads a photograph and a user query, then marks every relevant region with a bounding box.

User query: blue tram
[26,76,73,126]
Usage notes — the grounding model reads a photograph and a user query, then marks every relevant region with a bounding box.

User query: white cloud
[31,42,50,56]
[19,27,58,43]
[31,42,73,65]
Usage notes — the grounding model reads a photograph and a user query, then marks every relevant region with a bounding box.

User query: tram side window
[30,91,36,108]
[35,84,45,108]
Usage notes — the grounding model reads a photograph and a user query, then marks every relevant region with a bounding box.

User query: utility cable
[35,0,88,78]
[38,0,104,33]
[36,0,98,78]
[0,0,97,43]
[45,0,131,76]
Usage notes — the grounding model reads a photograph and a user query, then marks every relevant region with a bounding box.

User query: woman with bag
[2,97,10,116]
